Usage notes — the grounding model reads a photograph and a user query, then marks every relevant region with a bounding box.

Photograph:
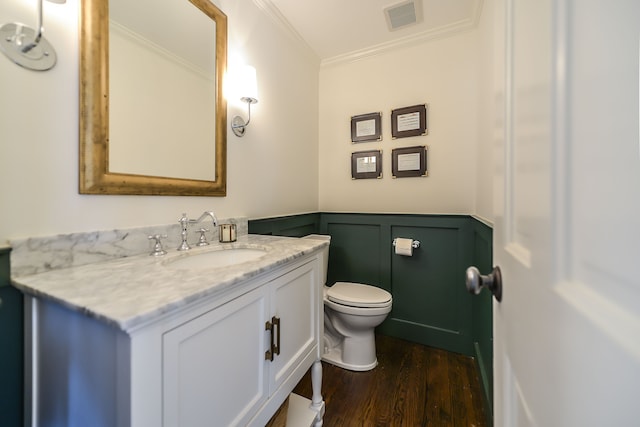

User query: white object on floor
[286,393,320,427]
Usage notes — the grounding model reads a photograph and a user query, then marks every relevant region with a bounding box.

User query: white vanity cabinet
[162,259,320,426]
[25,251,325,427]
[163,284,271,426]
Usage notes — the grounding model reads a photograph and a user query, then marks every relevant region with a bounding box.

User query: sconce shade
[238,65,258,102]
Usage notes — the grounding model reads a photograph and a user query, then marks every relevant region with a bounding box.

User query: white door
[492,0,640,426]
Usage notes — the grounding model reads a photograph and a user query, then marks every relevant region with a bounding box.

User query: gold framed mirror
[80,0,227,196]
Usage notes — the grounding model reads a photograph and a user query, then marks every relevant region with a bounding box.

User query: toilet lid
[327,282,392,308]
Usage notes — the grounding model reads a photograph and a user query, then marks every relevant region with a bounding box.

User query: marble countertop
[12,235,327,332]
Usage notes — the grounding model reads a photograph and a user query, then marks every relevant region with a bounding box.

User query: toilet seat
[326,282,392,308]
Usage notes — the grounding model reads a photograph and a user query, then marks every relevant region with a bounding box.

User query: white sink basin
[165,248,267,270]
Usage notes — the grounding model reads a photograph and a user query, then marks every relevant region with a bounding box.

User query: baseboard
[474,341,493,425]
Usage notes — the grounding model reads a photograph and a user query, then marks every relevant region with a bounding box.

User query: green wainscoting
[0,247,23,427]
[250,212,494,414]
[320,214,476,355]
[471,219,494,420]
[250,213,492,353]
[248,213,321,237]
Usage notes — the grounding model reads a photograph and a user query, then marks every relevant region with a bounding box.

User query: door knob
[465,266,502,302]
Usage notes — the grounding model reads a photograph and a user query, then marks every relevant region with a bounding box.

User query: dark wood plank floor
[293,334,488,427]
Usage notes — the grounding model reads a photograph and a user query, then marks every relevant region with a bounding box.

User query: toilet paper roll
[394,238,413,256]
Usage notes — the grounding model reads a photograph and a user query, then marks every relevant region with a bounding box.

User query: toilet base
[322,346,378,371]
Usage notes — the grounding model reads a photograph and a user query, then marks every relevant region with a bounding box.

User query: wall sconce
[231,65,258,137]
[0,0,66,71]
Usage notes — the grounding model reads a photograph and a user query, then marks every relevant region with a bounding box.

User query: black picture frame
[392,145,427,178]
[391,104,427,139]
[351,112,382,143]
[351,150,382,179]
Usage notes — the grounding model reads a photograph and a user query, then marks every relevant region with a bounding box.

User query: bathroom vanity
[12,234,326,427]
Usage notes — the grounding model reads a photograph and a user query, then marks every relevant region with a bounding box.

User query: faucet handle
[178,213,191,251]
[195,228,210,247]
[148,234,168,256]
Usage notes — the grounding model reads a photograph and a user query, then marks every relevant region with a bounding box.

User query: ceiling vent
[384,0,423,31]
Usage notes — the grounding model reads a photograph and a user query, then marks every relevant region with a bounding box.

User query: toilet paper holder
[392,238,420,249]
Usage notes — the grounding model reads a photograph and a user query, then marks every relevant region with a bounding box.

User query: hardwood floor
[293,334,489,427]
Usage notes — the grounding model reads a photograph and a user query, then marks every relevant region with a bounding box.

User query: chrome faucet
[190,211,218,228]
[177,211,218,251]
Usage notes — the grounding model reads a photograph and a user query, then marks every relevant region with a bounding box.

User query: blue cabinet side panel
[0,247,23,427]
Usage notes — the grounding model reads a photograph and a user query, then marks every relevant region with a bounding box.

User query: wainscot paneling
[325,222,383,290]
[249,213,493,408]
[388,223,470,353]
[318,214,475,356]
[0,247,23,427]
[470,218,494,419]
[248,213,321,238]
[250,213,492,355]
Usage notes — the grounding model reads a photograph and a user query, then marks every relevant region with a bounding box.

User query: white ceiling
[255,0,483,66]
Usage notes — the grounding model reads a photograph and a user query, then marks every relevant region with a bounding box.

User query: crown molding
[252,0,483,69]
[322,0,484,68]
[252,0,320,64]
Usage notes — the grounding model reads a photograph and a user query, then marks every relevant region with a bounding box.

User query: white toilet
[303,235,393,371]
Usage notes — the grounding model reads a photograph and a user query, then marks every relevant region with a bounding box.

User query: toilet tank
[302,234,331,285]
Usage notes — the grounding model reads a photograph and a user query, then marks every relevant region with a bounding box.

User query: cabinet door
[163,285,270,427]
[269,261,318,392]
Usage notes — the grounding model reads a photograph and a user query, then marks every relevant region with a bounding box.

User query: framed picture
[391,104,427,139]
[351,150,382,179]
[392,145,427,178]
[351,112,382,143]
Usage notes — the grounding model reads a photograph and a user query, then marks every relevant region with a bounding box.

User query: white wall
[318,31,481,214]
[0,0,320,244]
[0,0,495,245]
[474,0,495,222]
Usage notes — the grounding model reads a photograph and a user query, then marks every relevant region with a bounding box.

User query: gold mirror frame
[79,0,227,196]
